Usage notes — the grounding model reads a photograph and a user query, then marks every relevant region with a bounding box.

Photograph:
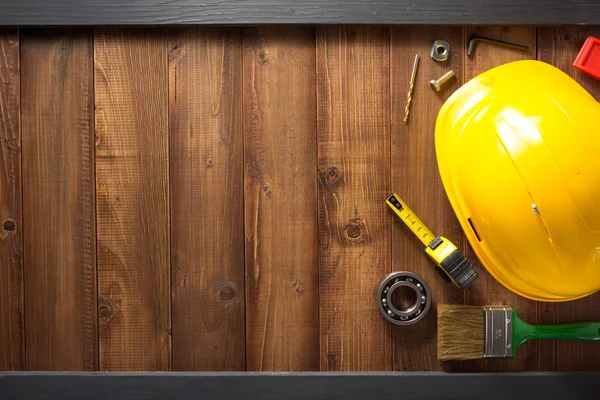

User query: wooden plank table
[1,26,600,374]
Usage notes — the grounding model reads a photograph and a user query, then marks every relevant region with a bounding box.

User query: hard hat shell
[435,60,600,302]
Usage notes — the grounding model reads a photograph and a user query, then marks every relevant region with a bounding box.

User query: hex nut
[430,40,450,62]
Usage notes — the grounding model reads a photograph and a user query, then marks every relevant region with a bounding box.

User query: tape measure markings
[386,193,478,289]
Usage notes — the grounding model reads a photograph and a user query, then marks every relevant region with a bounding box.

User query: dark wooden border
[0,0,599,26]
[1,372,599,400]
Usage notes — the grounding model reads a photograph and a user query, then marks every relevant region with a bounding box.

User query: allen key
[467,35,529,56]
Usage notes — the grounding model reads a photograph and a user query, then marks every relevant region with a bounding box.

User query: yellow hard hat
[435,60,600,302]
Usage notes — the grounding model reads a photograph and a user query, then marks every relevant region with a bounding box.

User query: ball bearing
[377,271,431,326]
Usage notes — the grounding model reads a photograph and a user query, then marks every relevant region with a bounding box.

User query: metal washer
[377,271,431,326]
[430,40,450,62]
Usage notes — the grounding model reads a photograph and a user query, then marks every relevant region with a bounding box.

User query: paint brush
[437,304,600,360]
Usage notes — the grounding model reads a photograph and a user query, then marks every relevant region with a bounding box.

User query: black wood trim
[0,1,599,26]
[1,372,599,400]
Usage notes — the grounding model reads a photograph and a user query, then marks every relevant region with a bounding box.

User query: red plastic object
[573,36,600,80]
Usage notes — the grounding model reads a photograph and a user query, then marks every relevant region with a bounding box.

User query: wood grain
[463,26,538,372]
[21,29,97,370]
[0,29,23,371]
[537,26,600,372]
[390,27,465,372]
[95,28,171,371]
[244,27,319,371]
[317,27,392,371]
[169,28,245,371]
[1,1,600,26]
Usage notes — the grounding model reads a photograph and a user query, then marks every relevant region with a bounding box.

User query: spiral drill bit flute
[404,54,420,123]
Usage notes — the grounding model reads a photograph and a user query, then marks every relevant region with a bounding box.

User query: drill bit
[404,54,420,123]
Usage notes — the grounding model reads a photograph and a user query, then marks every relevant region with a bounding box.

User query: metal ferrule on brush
[484,307,513,358]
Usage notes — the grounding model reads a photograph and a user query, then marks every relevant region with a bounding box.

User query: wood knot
[346,223,361,239]
[3,219,16,232]
[326,166,341,184]
[98,298,114,318]
[206,159,214,168]
[169,45,184,61]
[288,277,305,297]
[259,51,268,65]
[262,184,272,198]
[220,285,236,300]
[344,218,367,243]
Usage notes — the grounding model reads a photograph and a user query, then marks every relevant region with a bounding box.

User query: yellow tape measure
[386,193,478,289]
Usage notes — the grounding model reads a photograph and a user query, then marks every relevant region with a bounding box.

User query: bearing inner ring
[377,271,431,326]
[386,281,420,316]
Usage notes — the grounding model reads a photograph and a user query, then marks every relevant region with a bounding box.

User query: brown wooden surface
[463,26,539,372]
[537,26,600,372]
[0,29,23,371]
[3,26,600,372]
[95,28,171,371]
[317,27,392,371]
[169,28,245,371]
[244,27,319,371]
[21,29,97,371]
[390,26,465,372]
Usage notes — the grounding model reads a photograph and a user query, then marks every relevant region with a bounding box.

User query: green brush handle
[513,312,600,355]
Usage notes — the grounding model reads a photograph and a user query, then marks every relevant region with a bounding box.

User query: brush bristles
[437,305,485,361]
